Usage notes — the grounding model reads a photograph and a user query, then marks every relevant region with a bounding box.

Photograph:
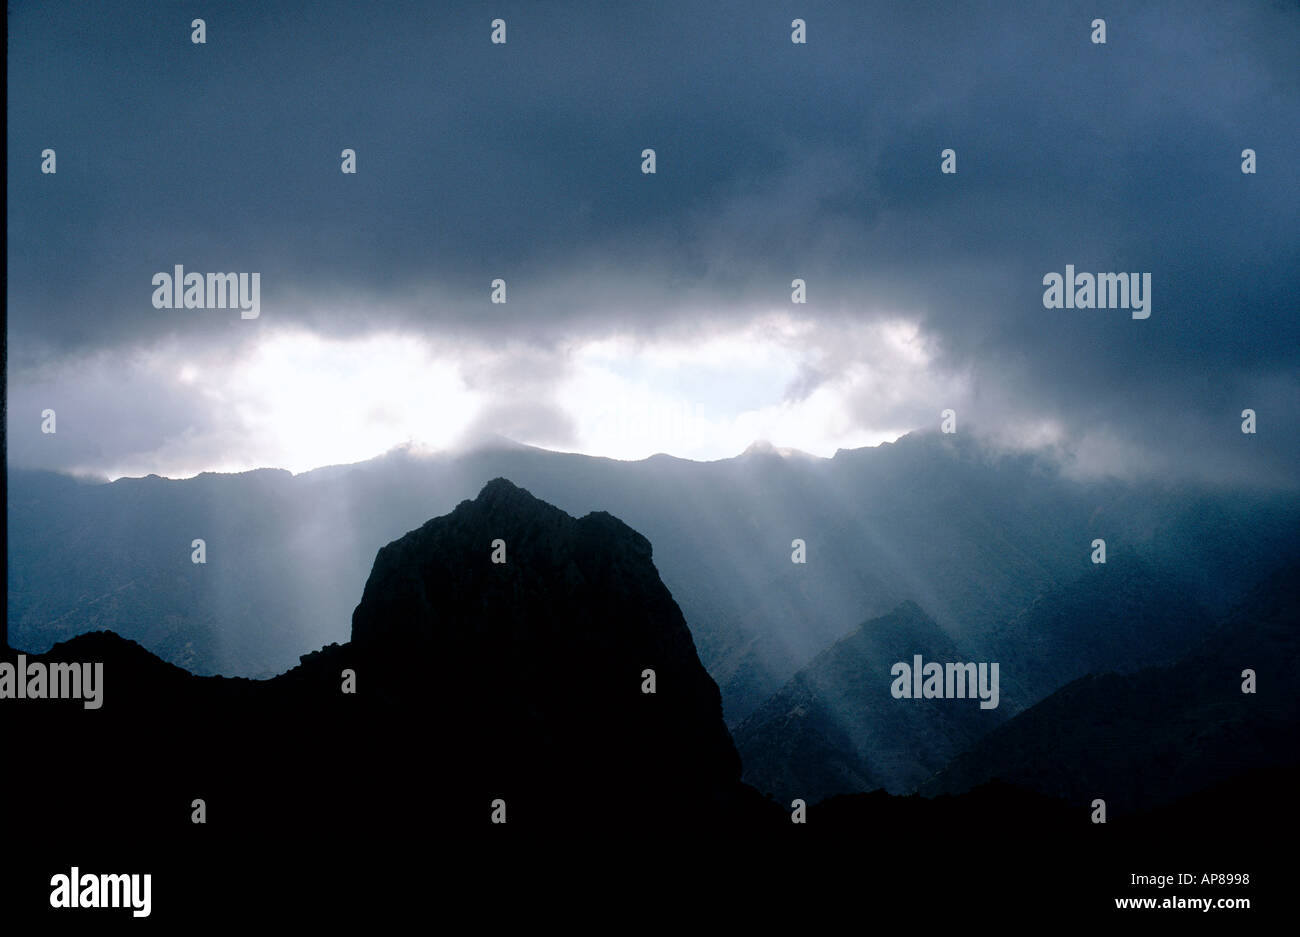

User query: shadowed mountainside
[923,561,1300,813]
[735,601,1013,801]
[737,559,1223,803]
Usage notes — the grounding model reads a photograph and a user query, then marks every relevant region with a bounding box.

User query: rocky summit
[348,477,755,830]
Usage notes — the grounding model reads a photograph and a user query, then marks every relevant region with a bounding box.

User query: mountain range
[9,435,1300,811]
[12,433,1298,726]
[5,476,1295,923]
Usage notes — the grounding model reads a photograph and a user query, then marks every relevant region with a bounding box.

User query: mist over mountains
[735,600,1008,802]
[12,432,1298,731]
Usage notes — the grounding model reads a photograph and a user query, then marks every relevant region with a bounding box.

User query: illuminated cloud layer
[7,1,1298,484]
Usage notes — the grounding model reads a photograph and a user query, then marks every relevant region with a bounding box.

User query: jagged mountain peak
[464,476,563,519]
[337,479,749,827]
[351,477,661,650]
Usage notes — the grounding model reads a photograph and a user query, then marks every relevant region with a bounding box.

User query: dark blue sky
[7,0,1298,482]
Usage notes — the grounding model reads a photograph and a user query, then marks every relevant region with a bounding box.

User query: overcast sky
[7,0,1298,484]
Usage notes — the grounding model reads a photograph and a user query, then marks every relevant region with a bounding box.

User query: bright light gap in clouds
[11,312,944,479]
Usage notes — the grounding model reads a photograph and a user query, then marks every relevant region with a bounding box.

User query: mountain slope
[922,561,1300,813]
[736,557,1226,803]
[986,555,1215,703]
[735,601,1013,801]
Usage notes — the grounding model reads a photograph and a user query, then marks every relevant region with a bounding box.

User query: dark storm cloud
[7,0,1299,480]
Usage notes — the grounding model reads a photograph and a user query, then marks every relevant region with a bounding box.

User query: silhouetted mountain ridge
[348,478,745,823]
[4,479,762,835]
